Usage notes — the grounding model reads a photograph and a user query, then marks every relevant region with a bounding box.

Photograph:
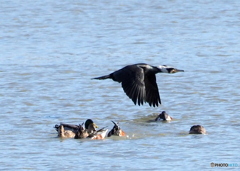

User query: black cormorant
[93,63,184,107]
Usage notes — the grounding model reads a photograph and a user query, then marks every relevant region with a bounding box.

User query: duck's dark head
[157,65,184,73]
[85,119,98,131]
[189,125,206,134]
[155,111,172,121]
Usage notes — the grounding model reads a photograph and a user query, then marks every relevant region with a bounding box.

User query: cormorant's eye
[168,68,176,73]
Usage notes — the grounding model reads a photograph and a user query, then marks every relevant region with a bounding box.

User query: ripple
[1,0,240,170]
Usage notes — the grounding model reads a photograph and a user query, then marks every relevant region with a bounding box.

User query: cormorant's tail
[92,75,111,80]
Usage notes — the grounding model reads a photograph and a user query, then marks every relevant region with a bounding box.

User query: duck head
[189,125,206,134]
[155,111,173,121]
[85,119,98,134]
[107,121,126,137]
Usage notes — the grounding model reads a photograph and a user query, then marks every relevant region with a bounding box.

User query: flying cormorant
[93,63,184,107]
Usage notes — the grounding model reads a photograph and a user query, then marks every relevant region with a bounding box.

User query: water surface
[1,0,240,170]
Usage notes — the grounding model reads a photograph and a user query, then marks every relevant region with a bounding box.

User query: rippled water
[1,0,240,170]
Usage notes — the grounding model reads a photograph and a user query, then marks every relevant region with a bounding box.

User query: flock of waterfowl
[54,63,206,140]
[55,119,126,139]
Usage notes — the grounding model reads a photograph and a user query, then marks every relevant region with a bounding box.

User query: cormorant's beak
[171,68,184,73]
[176,69,184,72]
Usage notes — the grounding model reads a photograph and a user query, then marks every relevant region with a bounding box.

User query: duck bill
[93,123,98,129]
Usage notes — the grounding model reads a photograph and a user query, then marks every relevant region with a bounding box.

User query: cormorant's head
[158,65,184,73]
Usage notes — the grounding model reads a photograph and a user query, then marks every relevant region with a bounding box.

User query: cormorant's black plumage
[93,63,184,107]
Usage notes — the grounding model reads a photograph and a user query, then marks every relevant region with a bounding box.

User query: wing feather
[112,65,146,105]
[144,73,161,107]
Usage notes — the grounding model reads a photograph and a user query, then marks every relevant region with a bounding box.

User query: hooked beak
[170,68,184,73]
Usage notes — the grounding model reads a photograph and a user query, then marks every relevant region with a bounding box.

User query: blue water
[1,0,240,170]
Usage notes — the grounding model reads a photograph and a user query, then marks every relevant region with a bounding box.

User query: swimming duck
[189,125,206,134]
[93,63,184,107]
[155,111,173,121]
[75,125,108,140]
[107,121,126,137]
[54,119,98,138]
[54,123,79,138]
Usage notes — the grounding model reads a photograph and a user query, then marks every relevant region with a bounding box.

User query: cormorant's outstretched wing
[144,73,161,107]
[112,65,146,106]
